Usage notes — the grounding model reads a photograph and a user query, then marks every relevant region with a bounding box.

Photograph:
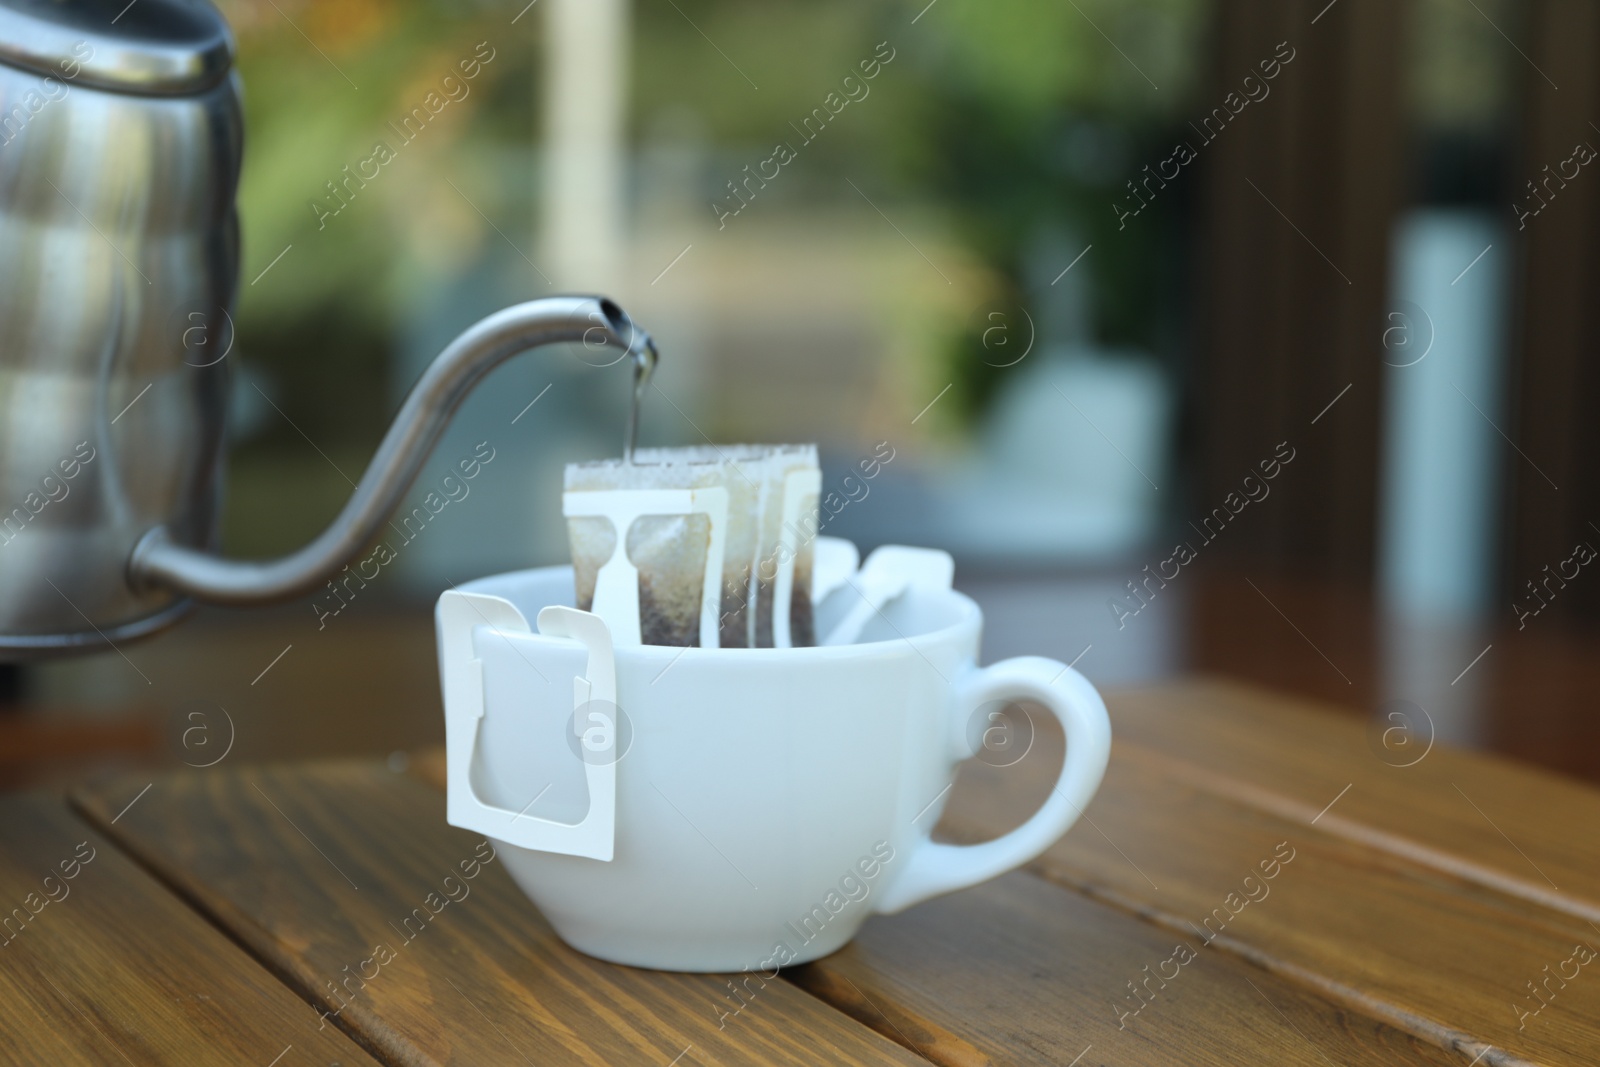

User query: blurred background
[6,0,1599,788]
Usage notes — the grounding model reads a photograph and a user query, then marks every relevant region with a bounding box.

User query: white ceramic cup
[436,545,1111,972]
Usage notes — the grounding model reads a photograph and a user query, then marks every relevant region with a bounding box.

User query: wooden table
[4,677,1597,1065]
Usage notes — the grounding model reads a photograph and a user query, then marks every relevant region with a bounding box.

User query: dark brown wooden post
[1190,0,1404,583]
[1504,0,1600,621]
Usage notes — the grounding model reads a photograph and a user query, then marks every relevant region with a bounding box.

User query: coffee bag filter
[565,445,819,648]
[757,447,821,647]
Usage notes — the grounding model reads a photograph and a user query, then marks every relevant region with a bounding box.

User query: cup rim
[454,563,982,662]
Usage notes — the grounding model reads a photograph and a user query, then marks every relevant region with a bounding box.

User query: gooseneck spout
[130,296,653,606]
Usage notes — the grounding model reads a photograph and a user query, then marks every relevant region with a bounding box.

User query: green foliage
[892,0,1203,421]
[227,1,521,327]
[220,0,1206,443]
[218,0,525,450]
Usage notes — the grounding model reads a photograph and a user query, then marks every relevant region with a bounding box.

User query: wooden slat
[941,692,1600,1066]
[407,747,1471,1066]
[794,872,1467,1067]
[1106,678,1600,917]
[1178,571,1600,785]
[71,764,925,1067]
[0,793,371,1066]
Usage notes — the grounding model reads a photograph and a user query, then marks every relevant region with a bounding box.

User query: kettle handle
[129,295,652,605]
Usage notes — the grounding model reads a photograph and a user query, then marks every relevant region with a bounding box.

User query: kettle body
[0,0,240,655]
[0,2,656,661]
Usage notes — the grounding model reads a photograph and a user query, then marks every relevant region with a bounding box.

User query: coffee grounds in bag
[564,444,819,648]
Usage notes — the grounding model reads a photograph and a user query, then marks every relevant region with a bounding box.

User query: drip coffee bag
[564,445,820,648]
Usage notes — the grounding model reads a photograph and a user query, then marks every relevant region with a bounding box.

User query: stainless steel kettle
[0,0,652,658]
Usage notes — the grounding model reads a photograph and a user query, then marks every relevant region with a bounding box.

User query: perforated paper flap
[437,591,617,861]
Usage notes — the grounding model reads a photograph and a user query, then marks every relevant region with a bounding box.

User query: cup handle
[873,656,1112,914]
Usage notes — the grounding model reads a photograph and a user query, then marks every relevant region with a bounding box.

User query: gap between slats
[403,752,967,1066]
[66,786,402,1067]
[408,750,1513,1067]
[1116,736,1600,928]
[946,826,1540,1067]
[72,766,949,1067]
[414,741,1579,1065]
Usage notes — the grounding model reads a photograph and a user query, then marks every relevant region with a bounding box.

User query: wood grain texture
[791,872,1465,1067]
[407,743,1473,1066]
[942,692,1600,1066]
[1105,678,1600,917]
[0,792,371,1066]
[71,763,924,1067]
